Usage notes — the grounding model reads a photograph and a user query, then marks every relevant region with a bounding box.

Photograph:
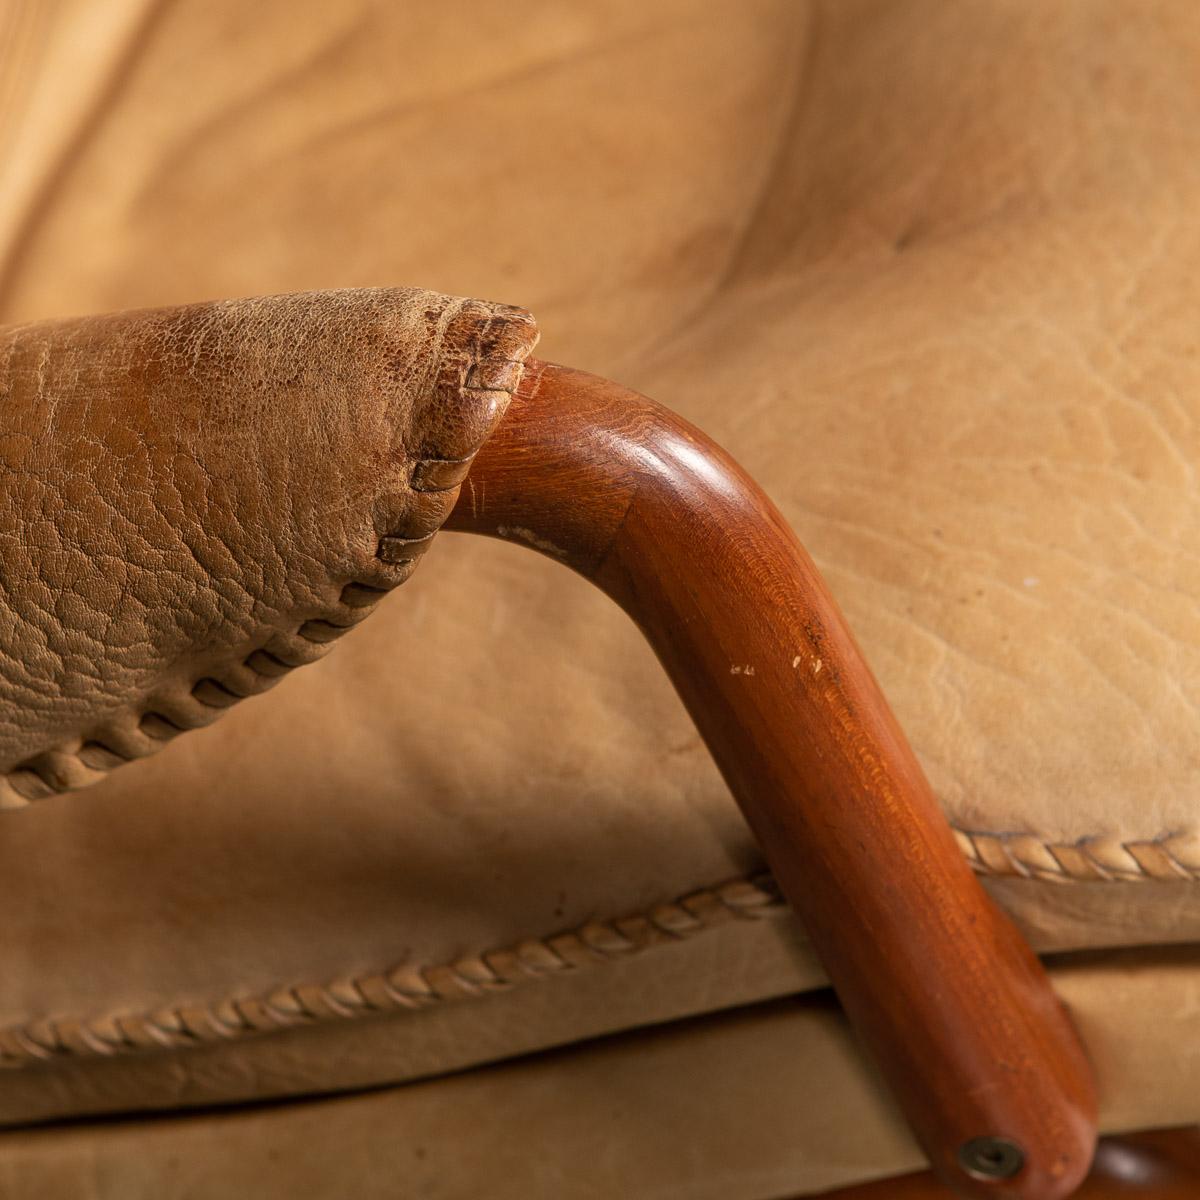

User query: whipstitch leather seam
[0,874,786,1069]
[953,827,1200,882]
[0,490,438,809]
[0,830,1195,1070]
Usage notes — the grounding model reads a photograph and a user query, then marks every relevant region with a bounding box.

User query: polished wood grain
[447,361,1097,1199]
[817,1128,1200,1198]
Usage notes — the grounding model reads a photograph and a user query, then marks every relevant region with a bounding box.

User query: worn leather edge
[0,292,539,810]
[2,828,1198,1073]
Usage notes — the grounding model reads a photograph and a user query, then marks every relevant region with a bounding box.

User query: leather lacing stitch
[0,516,438,807]
[0,873,785,1069]
[954,828,1200,882]
[1,829,1198,1070]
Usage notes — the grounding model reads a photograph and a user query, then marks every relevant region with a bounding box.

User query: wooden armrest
[446,361,1097,1199]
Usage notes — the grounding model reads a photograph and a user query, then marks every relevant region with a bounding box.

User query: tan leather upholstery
[3,951,1200,1200]
[2,0,1200,1188]
[0,290,536,805]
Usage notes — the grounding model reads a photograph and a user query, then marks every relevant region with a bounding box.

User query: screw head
[958,1136,1026,1182]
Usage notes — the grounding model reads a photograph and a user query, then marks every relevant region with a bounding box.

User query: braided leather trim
[0,874,785,1070]
[954,828,1200,882]
[1,827,1197,1070]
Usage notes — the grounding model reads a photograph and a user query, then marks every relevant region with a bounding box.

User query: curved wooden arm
[446,361,1096,1199]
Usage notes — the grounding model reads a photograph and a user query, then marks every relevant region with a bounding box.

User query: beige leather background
[3,0,1200,1139]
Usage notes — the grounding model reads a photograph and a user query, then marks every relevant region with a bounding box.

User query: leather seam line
[0,452,459,809]
[0,873,787,1069]
[953,827,1200,882]
[1,828,1197,1071]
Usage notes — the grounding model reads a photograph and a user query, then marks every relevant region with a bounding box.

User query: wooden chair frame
[822,1130,1200,1199]
[447,361,1100,1198]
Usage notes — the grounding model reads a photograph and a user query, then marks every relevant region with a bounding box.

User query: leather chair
[2,2,1200,1196]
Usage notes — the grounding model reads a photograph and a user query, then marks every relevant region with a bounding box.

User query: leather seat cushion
[2,0,1200,1125]
[3,949,1200,1200]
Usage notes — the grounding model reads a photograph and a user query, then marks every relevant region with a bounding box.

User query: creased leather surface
[0,288,537,804]
[1,0,1199,1140]
[0,0,157,279]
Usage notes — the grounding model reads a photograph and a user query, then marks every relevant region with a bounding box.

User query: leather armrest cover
[0,287,537,805]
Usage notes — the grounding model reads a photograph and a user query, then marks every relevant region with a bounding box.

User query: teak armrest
[446,361,1097,1200]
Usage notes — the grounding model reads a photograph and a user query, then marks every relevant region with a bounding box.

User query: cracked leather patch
[0,287,538,807]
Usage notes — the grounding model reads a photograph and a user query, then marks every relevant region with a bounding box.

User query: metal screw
[958,1136,1026,1182]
